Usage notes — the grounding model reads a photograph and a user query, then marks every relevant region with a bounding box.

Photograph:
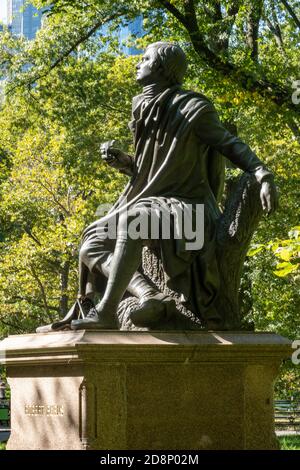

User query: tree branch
[0,317,25,333]
[202,1,242,54]
[158,0,298,113]
[182,0,218,63]
[24,227,42,246]
[266,15,285,52]
[9,296,59,312]
[30,265,50,316]
[158,0,188,26]
[279,0,300,29]
[34,180,71,216]
[8,11,128,94]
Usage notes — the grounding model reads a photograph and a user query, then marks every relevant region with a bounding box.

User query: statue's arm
[195,106,278,212]
[117,153,134,177]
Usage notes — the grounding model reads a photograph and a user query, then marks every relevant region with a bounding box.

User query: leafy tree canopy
[0,1,299,349]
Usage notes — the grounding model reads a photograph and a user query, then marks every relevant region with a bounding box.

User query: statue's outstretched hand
[100,140,133,175]
[260,179,279,214]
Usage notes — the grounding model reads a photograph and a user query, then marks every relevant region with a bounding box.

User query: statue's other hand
[100,140,122,167]
[260,179,279,214]
[100,140,132,170]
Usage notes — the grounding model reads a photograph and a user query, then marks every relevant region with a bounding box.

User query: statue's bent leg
[72,211,144,329]
[71,208,175,330]
[94,257,158,301]
[79,224,158,303]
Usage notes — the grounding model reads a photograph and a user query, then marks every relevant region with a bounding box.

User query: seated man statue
[38,41,278,333]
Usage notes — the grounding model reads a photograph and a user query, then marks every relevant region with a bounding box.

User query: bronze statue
[37,42,278,333]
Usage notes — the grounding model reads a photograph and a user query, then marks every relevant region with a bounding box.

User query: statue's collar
[142,83,168,102]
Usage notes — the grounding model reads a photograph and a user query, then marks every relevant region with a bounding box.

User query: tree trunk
[265,1,285,53]
[215,173,262,328]
[246,0,263,61]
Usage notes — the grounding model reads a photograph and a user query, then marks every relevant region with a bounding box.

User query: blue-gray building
[118,16,144,55]
[5,1,144,54]
[7,0,43,39]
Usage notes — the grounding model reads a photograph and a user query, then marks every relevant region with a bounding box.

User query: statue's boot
[71,293,177,330]
[36,298,94,333]
[129,293,177,327]
[70,259,162,330]
[71,302,118,330]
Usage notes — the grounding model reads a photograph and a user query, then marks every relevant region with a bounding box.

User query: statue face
[136,46,162,85]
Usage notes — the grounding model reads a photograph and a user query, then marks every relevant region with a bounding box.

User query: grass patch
[0,442,6,450]
[278,435,300,450]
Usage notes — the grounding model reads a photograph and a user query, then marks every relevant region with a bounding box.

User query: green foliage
[279,435,300,450]
[248,228,300,279]
[0,50,137,333]
[275,361,300,401]
[0,0,299,345]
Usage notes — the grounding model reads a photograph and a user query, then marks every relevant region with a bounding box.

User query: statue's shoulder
[178,89,215,108]
[174,89,216,119]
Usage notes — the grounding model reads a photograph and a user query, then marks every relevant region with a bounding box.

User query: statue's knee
[118,208,147,230]
[118,207,150,241]
[79,243,90,264]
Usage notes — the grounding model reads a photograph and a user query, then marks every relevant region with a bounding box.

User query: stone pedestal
[0,331,291,450]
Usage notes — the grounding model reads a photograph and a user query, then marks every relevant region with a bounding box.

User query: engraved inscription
[25,404,64,416]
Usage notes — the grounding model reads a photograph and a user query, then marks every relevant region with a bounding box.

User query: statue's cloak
[83,86,261,321]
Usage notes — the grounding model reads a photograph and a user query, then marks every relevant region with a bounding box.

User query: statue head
[136,42,188,86]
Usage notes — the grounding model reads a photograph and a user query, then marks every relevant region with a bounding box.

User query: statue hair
[147,42,187,85]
